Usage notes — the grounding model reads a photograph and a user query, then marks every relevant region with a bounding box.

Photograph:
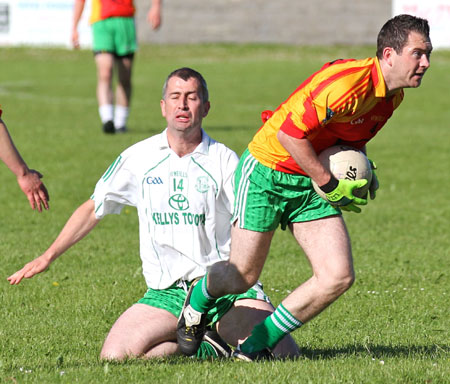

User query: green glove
[320,178,368,213]
[368,159,379,200]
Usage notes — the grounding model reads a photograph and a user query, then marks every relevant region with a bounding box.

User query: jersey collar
[372,57,387,98]
[159,128,211,155]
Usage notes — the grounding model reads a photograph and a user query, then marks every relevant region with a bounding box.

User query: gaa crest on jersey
[169,194,190,211]
[195,176,210,193]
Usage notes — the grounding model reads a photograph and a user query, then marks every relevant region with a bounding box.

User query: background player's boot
[102,120,115,134]
[177,279,207,356]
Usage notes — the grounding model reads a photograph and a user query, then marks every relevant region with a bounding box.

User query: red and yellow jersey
[88,0,135,24]
[248,57,404,175]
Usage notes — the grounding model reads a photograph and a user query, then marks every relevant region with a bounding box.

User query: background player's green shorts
[138,281,270,329]
[92,17,137,56]
[233,149,340,231]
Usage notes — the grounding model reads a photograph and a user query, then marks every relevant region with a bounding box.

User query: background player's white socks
[99,104,114,123]
[114,105,129,130]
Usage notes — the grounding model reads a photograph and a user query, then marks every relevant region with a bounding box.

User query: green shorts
[138,280,270,328]
[232,149,340,231]
[92,17,137,56]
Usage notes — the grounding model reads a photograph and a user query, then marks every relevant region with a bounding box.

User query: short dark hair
[162,67,209,102]
[376,14,430,59]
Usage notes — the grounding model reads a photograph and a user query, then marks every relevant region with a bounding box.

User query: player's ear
[382,46,395,66]
[202,101,210,118]
[160,99,166,117]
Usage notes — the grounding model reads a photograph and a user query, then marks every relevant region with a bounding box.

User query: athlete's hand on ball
[368,159,379,200]
[321,178,368,213]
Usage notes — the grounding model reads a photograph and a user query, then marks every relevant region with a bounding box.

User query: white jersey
[92,129,239,289]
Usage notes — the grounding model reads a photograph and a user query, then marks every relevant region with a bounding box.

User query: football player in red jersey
[177,14,433,361]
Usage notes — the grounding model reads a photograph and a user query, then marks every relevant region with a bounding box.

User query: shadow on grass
[299,343,449,360]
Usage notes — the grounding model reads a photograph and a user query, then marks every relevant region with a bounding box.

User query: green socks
[190,280,302,355]
[240,303,302,353]
[195,341,218,359]
[189,275,216,313]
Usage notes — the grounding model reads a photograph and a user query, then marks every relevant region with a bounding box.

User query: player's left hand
[322,178,368,213]
[368,159,379,200]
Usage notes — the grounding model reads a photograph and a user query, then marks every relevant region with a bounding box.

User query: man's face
[390,31,433,89]
[160,76,210,133]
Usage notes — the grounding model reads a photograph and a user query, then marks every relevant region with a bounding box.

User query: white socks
[99,104,114,123]
[99,104,129,130]
[114,105,129,130]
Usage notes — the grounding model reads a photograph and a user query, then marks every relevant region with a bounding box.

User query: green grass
[0,44,449,383]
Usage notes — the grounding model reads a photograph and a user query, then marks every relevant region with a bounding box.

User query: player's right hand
[7,255,51,285]
[322,178,368,213]
[71,29,80,49]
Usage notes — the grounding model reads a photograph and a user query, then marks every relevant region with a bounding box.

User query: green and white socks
[189,277,302,355]
[240,303,302,353]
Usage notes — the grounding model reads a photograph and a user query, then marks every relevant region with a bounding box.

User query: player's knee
[339,270,355,292]
[229,263,259,293]
[232,272,257,293]
[216,271,254,294]
[210,261,257,295]
[100,343,129,362]
[320,269,355,296]
[98,67,113,83]
[100,348,125,362]
[333,270,355,294]
[118,77,131,90]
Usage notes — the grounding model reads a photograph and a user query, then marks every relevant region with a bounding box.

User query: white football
[312,145,372,199]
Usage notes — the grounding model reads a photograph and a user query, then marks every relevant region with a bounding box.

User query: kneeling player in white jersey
[8,68,299,360]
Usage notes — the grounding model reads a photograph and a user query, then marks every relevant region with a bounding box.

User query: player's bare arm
[147,0,162,30]
[7,200,99,285]
[277,130,367,212]
[0,119,49,211]
[277,130,332,186]
[71,0,85,49]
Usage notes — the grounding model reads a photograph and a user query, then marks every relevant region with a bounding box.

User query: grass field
[0,44,449,383]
